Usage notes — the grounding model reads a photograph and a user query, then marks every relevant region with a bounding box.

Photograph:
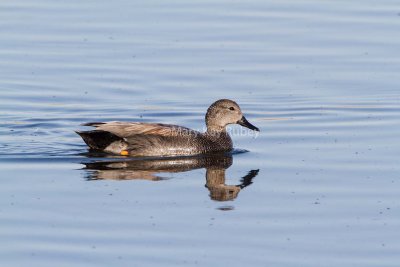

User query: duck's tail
[75,130,122,150]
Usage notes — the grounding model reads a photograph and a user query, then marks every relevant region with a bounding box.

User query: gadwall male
[76,99,259,157]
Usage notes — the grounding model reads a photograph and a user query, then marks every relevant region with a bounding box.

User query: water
[1,0,400,266]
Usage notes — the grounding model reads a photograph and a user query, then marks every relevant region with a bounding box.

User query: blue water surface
[1,0,400,266]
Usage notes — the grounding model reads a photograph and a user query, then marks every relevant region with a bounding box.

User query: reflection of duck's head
[82,153,258,202]
[205,168,259,201]
[206,168,240,201]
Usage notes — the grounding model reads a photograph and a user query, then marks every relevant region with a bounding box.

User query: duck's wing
[82,121,200,138]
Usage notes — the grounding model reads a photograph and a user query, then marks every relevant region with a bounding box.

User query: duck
[76,99,259,157]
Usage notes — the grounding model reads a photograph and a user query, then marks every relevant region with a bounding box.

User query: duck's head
[205,99,260,133]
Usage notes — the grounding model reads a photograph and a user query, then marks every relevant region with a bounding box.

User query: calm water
[1,0,400,266]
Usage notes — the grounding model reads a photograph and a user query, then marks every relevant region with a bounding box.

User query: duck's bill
[237,116,260,132]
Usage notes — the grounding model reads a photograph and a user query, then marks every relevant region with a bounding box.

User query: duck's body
[76,99,259,157]
[77,121,233,156]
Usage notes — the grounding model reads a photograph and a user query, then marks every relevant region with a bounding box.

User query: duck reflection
[83,154,258,201]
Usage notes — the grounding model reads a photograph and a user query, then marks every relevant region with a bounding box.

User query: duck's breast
[125,132,232,157]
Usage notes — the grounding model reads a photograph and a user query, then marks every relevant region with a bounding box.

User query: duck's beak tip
[237,116,259,132]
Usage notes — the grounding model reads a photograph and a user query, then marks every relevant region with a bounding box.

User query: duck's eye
[229,107,235,111]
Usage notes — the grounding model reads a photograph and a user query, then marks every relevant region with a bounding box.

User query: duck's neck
[205,126,233,151]
[206,126,227,136]
[205,127,232,144]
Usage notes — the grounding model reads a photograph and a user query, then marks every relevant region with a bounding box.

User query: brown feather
[93,122,199,138]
